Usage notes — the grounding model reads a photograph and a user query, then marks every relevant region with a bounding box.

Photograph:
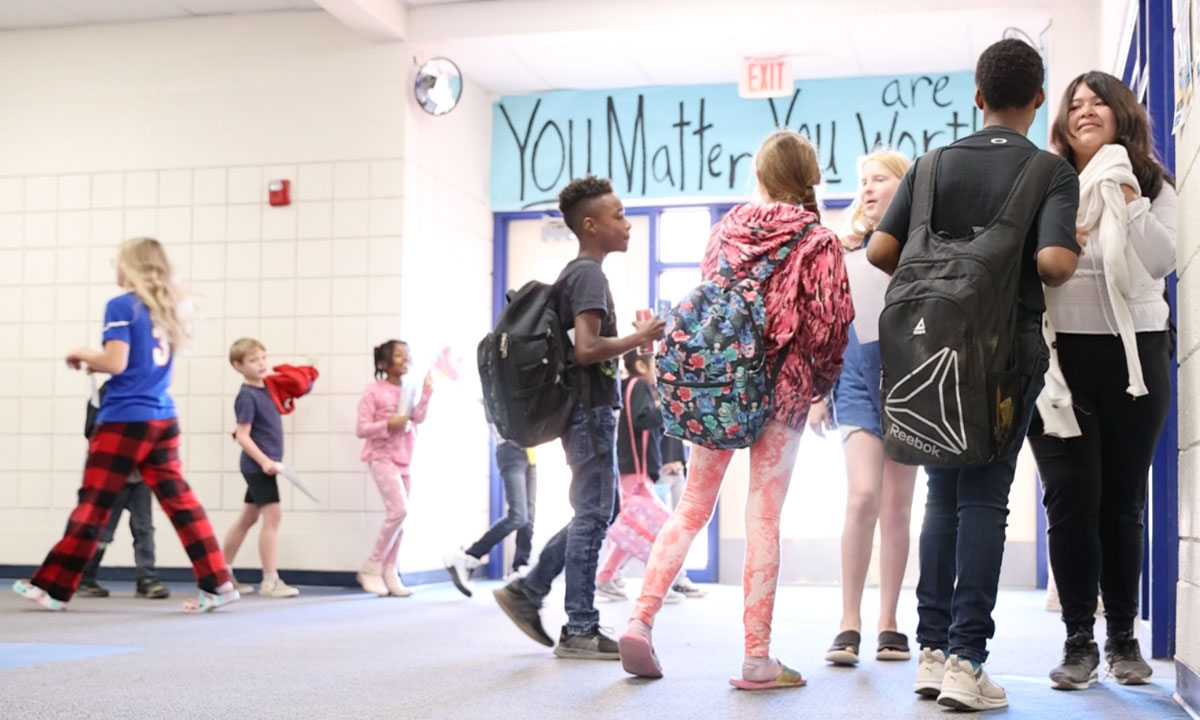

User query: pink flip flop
[729,662,806,691]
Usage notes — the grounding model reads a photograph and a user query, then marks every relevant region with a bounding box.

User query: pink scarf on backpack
[701,203,854,431]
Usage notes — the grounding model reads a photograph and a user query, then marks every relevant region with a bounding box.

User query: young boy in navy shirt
[222,338,300,598]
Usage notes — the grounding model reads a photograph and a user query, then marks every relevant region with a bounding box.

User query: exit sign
[739,57,793,99]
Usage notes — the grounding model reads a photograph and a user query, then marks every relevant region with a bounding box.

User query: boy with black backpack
[492,175,665,660]
[867,39,1080,711]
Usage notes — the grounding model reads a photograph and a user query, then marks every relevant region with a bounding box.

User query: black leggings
[1029,331,1171,636]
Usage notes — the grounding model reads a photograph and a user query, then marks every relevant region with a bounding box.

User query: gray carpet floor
[0,578,1188,719]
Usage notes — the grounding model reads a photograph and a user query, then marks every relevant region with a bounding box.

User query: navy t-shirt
[556,257,621,408]
[234,385,284,475]
[95,292,176,424]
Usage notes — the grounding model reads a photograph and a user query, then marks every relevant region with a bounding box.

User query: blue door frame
[487,198,853,584]
[1117,0,1178,659]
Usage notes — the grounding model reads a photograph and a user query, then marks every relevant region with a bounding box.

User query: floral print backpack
[657,222,816,450]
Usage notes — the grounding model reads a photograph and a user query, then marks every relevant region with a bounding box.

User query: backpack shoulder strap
[994,151,1062,232]
[907,147,943,238]
[623,377,645,477]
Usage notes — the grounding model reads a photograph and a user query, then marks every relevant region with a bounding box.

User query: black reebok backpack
[879,148,1058,468]
[477,280,574,447]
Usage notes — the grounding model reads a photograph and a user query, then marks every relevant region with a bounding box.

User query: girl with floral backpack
[618,130,854,689]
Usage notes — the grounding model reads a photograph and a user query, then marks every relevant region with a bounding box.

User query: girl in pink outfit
[356,339,434,598]
[618,131,854,688]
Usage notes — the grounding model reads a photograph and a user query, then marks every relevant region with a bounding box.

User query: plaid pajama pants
[32,419,231,602]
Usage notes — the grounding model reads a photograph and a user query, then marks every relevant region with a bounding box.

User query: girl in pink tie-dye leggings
[355,339,434,598]
[618,130,854,689]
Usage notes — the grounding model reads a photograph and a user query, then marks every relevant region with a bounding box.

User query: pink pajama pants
[632,419,803,657]
[368,460,411,569]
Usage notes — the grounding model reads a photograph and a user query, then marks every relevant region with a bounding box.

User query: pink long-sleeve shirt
[356,379,433,466]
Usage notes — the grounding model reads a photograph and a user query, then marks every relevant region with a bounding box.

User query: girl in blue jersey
[13,237,237,613]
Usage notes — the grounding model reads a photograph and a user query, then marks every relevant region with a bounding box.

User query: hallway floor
[0,578,1187,719]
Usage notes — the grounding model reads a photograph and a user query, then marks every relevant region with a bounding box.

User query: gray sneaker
[553,627,620,660]
[1050,632,1099,690]
[1105,631,1152,685]
[493,580,553,647]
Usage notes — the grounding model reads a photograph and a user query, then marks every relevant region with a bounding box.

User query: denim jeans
[78,474,157,585]
[915,317,1047,664]
[466,441,538,570]
[522,404,618,635]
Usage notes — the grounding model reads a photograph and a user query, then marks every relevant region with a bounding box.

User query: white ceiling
[0,0,1055,96]
[413,7,1053,94]
[0,0,322,30]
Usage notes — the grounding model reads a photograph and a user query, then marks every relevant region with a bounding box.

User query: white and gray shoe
[595,579,628,602]
[937,654,1008,711]
[443,548,479,598]
[914,647,947,698]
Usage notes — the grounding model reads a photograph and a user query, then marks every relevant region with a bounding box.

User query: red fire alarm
[268,179,291,206]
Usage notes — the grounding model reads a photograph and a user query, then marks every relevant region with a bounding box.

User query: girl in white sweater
[1032,71,1176,691]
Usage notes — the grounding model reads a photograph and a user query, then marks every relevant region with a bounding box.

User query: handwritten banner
[490,72,1048,211]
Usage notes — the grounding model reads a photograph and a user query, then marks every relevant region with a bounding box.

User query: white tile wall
[0,11,494,575]
[1177,106,1200,672]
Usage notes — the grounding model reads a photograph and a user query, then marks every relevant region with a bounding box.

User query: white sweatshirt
[1038,146,1177,436]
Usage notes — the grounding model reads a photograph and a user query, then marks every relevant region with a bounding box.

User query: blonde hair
[755,130,821,220]
[229,338,266,366]
[845,150,911,249]
[117,237,193,354]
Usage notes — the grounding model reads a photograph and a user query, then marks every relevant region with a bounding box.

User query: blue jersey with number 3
[95,292,176,424]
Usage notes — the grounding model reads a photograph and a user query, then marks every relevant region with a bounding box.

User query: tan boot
[383,566,413,597]
[357,561,389,597]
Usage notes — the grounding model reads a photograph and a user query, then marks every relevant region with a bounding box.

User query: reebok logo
[913,318,926,336]
[883,346,967,457]
[889,424,941,458]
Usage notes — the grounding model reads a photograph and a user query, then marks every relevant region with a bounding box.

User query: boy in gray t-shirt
[222,338,299,599]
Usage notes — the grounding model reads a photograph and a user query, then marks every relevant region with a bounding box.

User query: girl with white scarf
[1031,71,1176,692]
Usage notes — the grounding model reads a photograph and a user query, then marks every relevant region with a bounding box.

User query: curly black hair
[558,175,614,235]
[975,39,1044,111]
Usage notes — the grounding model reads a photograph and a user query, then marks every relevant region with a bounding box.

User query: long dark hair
[1051,71,1174,198]
[373,339,409,380]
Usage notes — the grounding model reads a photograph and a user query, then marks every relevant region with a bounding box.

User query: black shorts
[243,472,281,506]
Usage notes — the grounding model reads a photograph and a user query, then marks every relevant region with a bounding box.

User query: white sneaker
[595,579,628,601]
[443,548,479,598]
[230,574,256,596]
[663,587,685,604]
[914,647,947,697]
[671,575,708,598]
[937,654,1008,711]
[357,561,389,597]
[504,565,529,583]
[259,577,300,598]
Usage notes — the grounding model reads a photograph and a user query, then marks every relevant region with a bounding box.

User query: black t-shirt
[617,378,663,478]
[876,126,1080,315]
[556,257,621,408]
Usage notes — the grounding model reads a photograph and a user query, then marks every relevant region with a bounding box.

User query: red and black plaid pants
[33,419,231,601]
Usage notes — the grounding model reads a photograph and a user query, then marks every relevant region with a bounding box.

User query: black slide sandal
[824,630,861,665]
[876,630,911,661]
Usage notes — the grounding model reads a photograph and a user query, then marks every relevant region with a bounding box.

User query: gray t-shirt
[234,384,283,476]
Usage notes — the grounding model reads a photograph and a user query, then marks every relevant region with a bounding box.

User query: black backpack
[879,148,1057,468]
[477,280,574,447]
